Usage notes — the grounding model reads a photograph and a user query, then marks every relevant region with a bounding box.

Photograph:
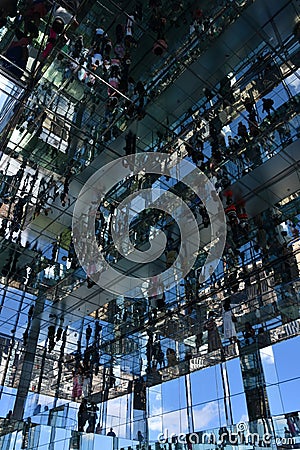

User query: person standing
[287,417,297,437]
[78,399,88,432]
[137,430,144,447]
[237,121,250,143]
[72,370,83,400]
[107,427,116,437]
[222,300,237,344]
[209,264,217,286]
[262,98,275,116]
[86,324,92,346]
[86,402,99,433]
[4,410,12,427]
[204,311,222,353]
[243,321,255,345]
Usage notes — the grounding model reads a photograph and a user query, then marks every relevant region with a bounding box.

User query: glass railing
[0,0,288,180]
[0,413,299,450]
[0,261,298,403]
[0,37,297,198]
[140,0,255,102]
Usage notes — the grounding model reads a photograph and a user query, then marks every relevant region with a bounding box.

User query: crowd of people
[1,0,80,77]
[0,2,299,442]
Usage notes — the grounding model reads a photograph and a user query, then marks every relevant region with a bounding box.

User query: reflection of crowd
[1,1,79,77]
[0,3,299,442]
[78,398,99,433]
[285,413,300,438]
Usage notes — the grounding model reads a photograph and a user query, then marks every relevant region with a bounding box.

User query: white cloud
[193,401,223,429]
[148,414,164,432]
[237,413,249,423]
[260,346,274,365]
[285,70,300,94]
[149,401,225,433]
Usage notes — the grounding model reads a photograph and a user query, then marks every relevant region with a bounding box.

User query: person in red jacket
[4,23,38,77]
[41,17,64,59]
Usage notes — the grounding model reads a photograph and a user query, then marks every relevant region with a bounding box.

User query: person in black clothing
[72,35,83,59]
[56,326,63,341]
[262,97,275,116]
[86,324,92,346]
[4,24,38,78]
[237,121,249,143]
[107,427,116,437]
[21,418,32,449]
[95,320,102,341]
[48,325,56,352]
[23,327,29,347]
[243,96,255,115]
[78,399,88,432]
[28,305,34,320]
[243,322,255,345]
[4,410,12,426]
[0,0,17,27]
[124,131,136,155]
[137,430,144,446]
[86,402,99,433]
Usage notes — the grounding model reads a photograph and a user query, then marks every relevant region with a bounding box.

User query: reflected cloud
[286,70,300,95]
[193,401,223,429]
[260,346,275,365]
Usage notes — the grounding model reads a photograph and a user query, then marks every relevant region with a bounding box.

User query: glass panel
[230,393,248,423]
[273,336,300,382]
[93,435,113,450]
[280,379,300,413]
[161,409,188,436]
[190,367,219,406]
[260,346,278,384]
[148,416,163,442]
[107,396,128,435]
[226,357,246,396]
[192,401,224,431]
[266,386,284,415]
[0,390,16,416]
[161,377,186,413]
[148,385,162,417]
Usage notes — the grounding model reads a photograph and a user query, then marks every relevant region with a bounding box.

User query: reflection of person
[107,427,116,437]
[209,265,217,285]
[166,348,177,367]
[257,327,270,348]
[95,422,102,434]
[284,427,292,439]
[21,418,32,449]
[0,0,17,26]
[72,371,82,400]
[86,402,99,433]
[204,311,222,352]
[222,300,237,343]
[287,417,297,437]
[291,412,300,433]
[262,98,275,116]
[243,322,255,344]
[78,399,88,432]
[86,324,92,345]
[4,25,38,78]
[137,430,144,445]
[4,410,12,427]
